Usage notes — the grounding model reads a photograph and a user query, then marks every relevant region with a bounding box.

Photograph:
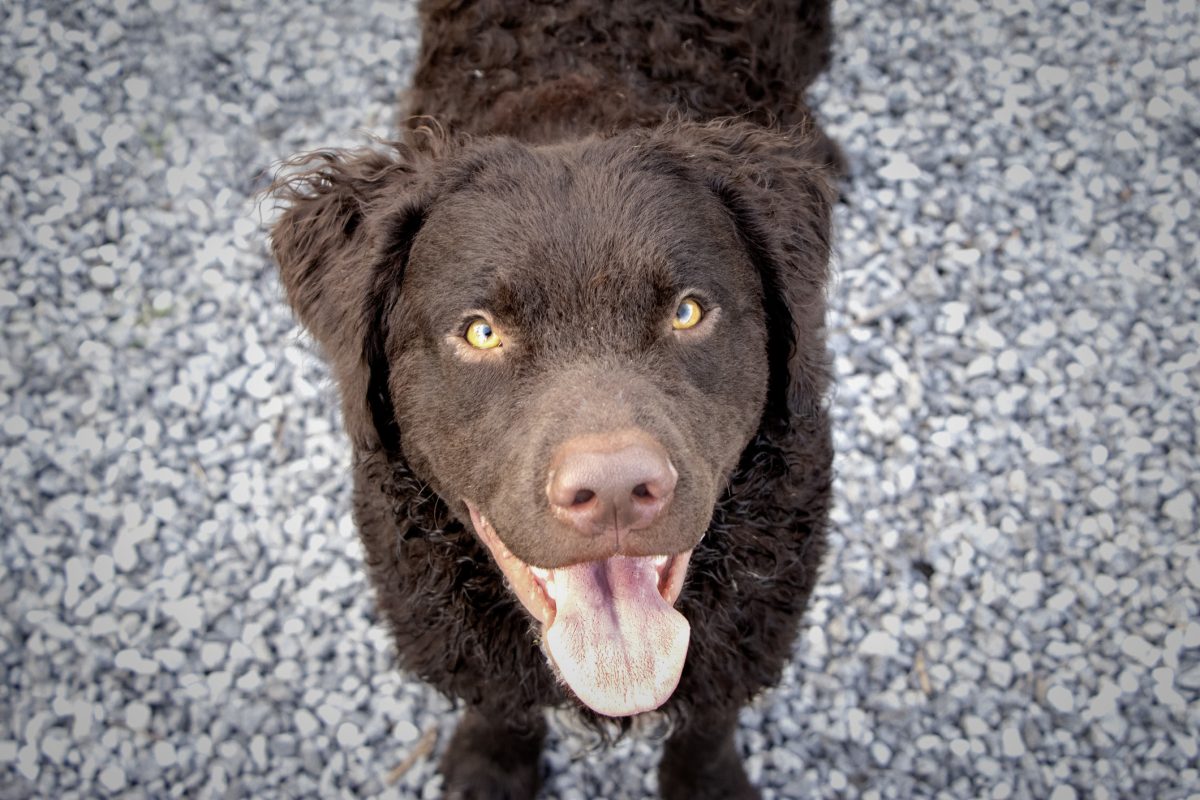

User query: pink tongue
[544,556,690,717]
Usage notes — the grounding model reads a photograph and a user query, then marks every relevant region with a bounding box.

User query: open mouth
[466,502,693,718]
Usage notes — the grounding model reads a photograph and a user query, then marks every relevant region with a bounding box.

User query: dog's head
[270,120,834,717]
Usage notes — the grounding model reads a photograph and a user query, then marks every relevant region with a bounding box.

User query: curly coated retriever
[269,1,838,797]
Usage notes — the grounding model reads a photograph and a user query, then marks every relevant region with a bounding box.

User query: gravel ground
[2,0,1198,797]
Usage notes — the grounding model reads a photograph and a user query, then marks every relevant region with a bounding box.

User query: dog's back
[407,0,832,140]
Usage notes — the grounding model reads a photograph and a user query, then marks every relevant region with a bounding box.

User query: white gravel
[2,0,1198,798]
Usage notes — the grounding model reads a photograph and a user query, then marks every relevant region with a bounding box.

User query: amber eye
[464,318,501,349]
[672,298,703,330]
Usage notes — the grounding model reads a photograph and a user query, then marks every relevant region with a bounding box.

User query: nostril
[548,432,676,535]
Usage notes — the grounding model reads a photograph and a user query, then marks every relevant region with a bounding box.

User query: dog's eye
[672,298,703,331]
[464,318,502,349]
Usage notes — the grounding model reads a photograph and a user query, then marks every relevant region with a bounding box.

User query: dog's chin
[464,501,693,718]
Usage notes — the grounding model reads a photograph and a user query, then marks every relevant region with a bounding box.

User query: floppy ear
[269,141,436,453]
[647,120,837,433]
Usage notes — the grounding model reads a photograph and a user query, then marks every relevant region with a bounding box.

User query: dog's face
[396,141,769,563]
[270,122,833,718]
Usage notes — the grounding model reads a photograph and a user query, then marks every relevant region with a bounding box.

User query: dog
[270,1,837,797]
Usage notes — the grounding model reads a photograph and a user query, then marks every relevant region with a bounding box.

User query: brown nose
[547,431,677,537]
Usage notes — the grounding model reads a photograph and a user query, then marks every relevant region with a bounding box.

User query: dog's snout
[547,432,677,537]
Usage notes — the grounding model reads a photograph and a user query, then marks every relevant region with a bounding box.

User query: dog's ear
[269,141,436,453]
[647,120,837,432]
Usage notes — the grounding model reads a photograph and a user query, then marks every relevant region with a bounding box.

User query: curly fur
[272,123,835,725]
[408,0,832,138]
[270,1,836,796]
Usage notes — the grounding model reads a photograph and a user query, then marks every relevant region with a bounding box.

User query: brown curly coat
[270,2,837,797]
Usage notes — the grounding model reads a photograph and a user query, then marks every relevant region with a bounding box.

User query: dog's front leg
[659,709,759,800]
[440,706,545,800]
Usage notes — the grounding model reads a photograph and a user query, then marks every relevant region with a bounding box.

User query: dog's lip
[463,500,692,627]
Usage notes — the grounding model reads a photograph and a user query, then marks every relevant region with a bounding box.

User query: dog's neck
[402,1,826,142]
[405,60,682,143]
[439,71,666,142]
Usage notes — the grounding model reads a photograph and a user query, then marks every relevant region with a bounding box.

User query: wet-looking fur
[269,1,837,798]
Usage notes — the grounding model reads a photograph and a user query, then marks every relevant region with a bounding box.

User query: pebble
[878,154,922,181]
[161,597,204,631]
[942,302,968,334]
[1005,165,1034,190]
[1046,686,1075,713]
[336,722,364,748]
[1121,635,1161,668]
[1163,492,1194,523]
[966,354,994,377]
[201,641,228,670]
[1001,727,1026,758]
[1114,131,1139,151]
[294,710,319,738]
[114,649,159,676]
[41,732,68,764]
[1036,65,1070,88]
[1029,447,1061,465]
[988,660,1013,688]
[393,720,420,744]
[1146,97,1171,119]
[124,76,150,101]
[250,734,269,768]
[859,631,901,658]
[125,702,151,731]
[89,265,117,288]
[98,764,126,792]
[245,366,274,400]
[1089,486,1118,509]
[153,740,177,767]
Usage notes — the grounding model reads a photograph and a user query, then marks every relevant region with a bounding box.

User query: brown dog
[270,1,837,797]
